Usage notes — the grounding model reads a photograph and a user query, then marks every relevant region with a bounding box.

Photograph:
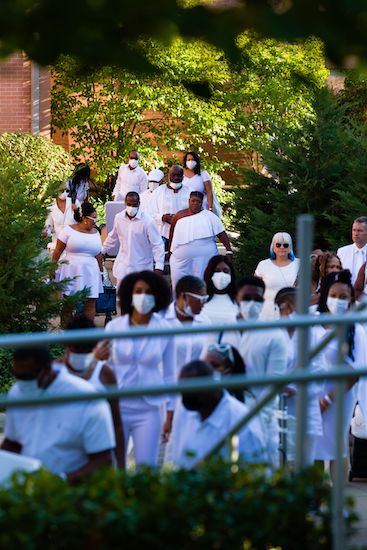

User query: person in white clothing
[163,276,211,371]
[168,191,232,294]
[102,191,165,290]
[312,270,367,476]
[255,231,300,319]
[274,287,324,465]
[237,276,288,466]
[151,165,190,246]
[51,202,103,323]
[42,186,81,254]
[1,347,116,482]
[139,168,164,217]
[202,255,240,347]
[62,314,125,468]
[65,163,90,208]
[337,216,367,285]
[112,150,148,204]
[183,151,214,212]
[105,271,177,466]
[171,361,267,469]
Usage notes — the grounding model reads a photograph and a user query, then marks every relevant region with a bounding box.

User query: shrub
[0,462,357,549]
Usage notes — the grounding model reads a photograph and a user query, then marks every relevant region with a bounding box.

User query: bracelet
[323,394,333,406]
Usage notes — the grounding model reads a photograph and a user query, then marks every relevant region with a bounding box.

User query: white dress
[45,198,80,253]
[56,226,103,298]
[255,258,300,319]
[183,170,210,208]
[313,323,367,460]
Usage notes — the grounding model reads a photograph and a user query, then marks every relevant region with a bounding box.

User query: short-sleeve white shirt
[4,368,115,474]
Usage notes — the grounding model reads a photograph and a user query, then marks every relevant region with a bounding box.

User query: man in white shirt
[112,150,148,204]
[151,164,190,246]
[1,347,116,482]
[171,360,267,469]
[139,168,164,217]
[102,191,165,289]
[237,276,288,466]
[337,216,367,284]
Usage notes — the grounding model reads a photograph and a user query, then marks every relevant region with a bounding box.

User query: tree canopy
[0,0,367,72]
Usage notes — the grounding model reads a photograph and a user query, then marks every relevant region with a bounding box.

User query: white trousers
[122,403,163,466]
[170,238,218,294]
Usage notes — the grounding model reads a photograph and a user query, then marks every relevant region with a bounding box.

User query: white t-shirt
[4,368,115,475]
[182,170,210,194]
[45,198,80,246]
[171,391,267,468]
[65,179,89,204]
[58,225,102,257]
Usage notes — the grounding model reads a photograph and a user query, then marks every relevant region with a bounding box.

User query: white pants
[170,237,218,294]
[122,402,163,466]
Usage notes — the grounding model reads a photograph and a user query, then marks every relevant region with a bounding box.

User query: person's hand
[319,396,332,413]
[282,386,296,397]
[93,339,110,361]
[154,269,164,274]
[71,203,77,211]
[161,413,173,443]
[40,231,48,238]
[162,214,173,224]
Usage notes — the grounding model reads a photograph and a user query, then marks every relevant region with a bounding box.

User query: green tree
[234,89,367,273]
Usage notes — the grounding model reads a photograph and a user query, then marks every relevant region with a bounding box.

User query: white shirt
[337,243,367,284]
[112,164,148,202]
[171,392,267,469]
[4,368,115,475]
[240,328,288,401]
[171,209,224,251]
[139,189,157,218]
[151,184,190,239]
[162,301,212,370]
[45,198,80,248]
[101,209,165,280]
[105,313,177,410]
[65,179,89,204]
[202,293,240,348]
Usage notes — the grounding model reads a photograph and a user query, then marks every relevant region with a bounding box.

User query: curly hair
[118,271,172,315]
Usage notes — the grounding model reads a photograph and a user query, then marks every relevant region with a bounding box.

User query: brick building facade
[0,53,51,137]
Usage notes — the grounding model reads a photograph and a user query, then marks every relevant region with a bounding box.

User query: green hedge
[0,462,357,549]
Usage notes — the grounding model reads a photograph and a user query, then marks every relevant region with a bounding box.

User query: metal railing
[0,215,365,550]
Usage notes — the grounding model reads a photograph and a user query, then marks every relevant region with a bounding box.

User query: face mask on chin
[326,296,350,315]
[68,352,94,372]
[132,293,156,315]
[211,272,231,291]
[126,206,139,217]
[58,191,68,200]
[128,159,139,169]
[169,181,182,190]
[239,300,263,320]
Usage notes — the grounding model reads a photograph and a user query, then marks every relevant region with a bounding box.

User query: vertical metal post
[295,214,314,471]
[332,324,347,550]
[31,62,40,135]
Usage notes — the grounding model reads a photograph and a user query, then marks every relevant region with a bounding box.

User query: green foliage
[0,133,73,195]
[0,0,366,71]
[234,89,367,273]
[339,70,367,124]
[0,461,356,549]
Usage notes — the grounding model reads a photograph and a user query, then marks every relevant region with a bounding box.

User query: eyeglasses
[185,292,209,304]
[275,243,289,249]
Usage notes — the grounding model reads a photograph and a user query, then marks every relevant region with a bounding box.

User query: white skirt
[56,253,103,298]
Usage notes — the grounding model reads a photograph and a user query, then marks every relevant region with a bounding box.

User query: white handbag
[351,403,367,439]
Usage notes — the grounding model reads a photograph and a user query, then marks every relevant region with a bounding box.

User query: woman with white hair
[254,232,300,319]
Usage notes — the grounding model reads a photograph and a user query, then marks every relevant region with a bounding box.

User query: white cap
[148,169,164,182]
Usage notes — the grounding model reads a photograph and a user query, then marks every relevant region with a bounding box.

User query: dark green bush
[0,462,357,549]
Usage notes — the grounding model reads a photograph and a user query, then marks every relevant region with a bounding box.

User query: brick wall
[0,52,51,136]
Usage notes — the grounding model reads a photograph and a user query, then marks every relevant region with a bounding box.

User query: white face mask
[169,181,182,190]
[132,293,156,315]
[68,352,94,372]
[16,379,41,396]
[186,160,197,170]
[239,300,263,320]
[148,181,159,192]
[126,206,139,217]
[326,297,350,315]
[211,272,231,291]
[128,158,139,169]
[58,191,68,200]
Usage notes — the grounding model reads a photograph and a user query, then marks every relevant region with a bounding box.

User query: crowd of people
[2,151,367,482]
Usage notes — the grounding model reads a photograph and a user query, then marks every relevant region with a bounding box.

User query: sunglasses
[275,243,289,249]
[185,292,209,304]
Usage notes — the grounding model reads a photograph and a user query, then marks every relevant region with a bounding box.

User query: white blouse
[255,258,300,319]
